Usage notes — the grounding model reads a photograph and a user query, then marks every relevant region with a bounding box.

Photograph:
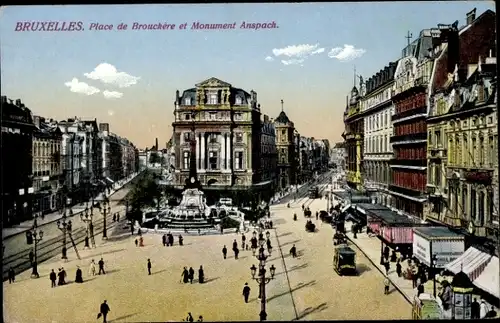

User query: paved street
[4,194,410,322]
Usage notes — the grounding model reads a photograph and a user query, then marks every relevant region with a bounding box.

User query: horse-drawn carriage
[333,232,347,245]
[319,210,332,223]
[305,220,316,232]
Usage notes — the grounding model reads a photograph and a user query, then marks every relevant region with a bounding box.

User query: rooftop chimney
[466,8,476,25]
[15,99,22,106]
[99,123,109,132]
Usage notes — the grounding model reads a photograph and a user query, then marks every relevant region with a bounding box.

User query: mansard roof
[275,111,290,124]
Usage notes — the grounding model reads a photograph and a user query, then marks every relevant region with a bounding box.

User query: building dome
[451,271,474,289]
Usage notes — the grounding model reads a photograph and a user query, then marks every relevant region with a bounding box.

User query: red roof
[432,10,496,92]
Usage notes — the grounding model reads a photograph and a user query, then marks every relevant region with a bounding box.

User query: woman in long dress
[139,236,144,247]
[181,267,189,283]
[198,266,204,284]
[75,266,83,283]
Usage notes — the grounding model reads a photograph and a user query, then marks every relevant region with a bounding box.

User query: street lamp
[98,197,111,239]
[29,217,44,279]
[250,242,276,321]
[56,214,71,259]
[80,208,95,249]
[430,253,438,298]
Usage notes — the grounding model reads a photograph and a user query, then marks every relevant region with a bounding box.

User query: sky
[1,2,496,149]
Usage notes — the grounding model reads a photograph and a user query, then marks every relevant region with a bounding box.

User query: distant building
[171,77,273,204]
[32,116,64,213]
[331,142,346,172]
[260,114,277,189]
[99,124,124,184]
[1,97,36,225]
[274,102,296,191]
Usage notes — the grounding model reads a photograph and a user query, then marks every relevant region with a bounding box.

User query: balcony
[389,159,427,167]
[388,184,423,197]
[390,132,427,143]
[391,106,427,122]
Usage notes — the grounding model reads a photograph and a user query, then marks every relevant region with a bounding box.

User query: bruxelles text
[14,21,278,32]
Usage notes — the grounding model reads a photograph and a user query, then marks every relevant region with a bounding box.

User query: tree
[121,170,161,223]
[149,152,161,164]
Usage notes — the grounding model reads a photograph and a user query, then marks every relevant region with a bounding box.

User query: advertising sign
[413,233,431,266]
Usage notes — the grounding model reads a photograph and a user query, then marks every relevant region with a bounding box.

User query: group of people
[184,312,203,322]
[112,213,120,222]
[162,232,183,247]
[47,257,107,288]
[48,267,68,286]
[181,266,205,284]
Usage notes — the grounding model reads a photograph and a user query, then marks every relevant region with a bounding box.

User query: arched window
[478,191,485,226]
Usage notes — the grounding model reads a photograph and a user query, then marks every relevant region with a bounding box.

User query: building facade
[331,142,346,173]
[260,114,278,189]
[274,108,296,191]
[298,136,314,183]
[389,29,436,220]
[119,137,138,179]
[99,123,124,184]
[361,63,397,206]
[1,97,36,225]
[426,9,497,239]
[32,116,63,213]
[171,77,271,203]
[343,83,364,190]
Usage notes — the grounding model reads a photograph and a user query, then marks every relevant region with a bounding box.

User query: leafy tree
[121,170,161,223]
[149,152,161,164]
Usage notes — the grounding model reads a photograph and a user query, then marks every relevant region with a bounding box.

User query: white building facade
[361,63,397,206]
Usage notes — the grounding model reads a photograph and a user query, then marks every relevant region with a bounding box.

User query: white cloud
[281,59,305,66]
[107,110,115,116]
[265,56,274,62]
[64,78,100,96]
[272,43,324,66]
[84,63,140,88]
[328,44,366,62]
[103,90,124,99]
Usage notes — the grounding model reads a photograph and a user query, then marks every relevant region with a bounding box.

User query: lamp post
[99,197,111,239]
[249,239,276,321]
[56,214,71,260]
[430,253,438,298]
[29,216,44,278]
[80,208,94,249]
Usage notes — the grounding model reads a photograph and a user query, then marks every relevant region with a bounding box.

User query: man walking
[290,244,297,258]
[222,245,227,259]
[234,247,239,260]
[147,259,152,275]
[50,269,57,288]
[384,276,390,295]
[241,234,246,250]
[242,283,251,303]
[162,234,167,247]
[188,267,195,284]
[8,268,15,284]
[98,300,110,323]
[98,258,106,275]
[471,298,480,319]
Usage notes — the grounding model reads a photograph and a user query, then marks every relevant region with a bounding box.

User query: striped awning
[444,247,492,281]
[472,256,499,298]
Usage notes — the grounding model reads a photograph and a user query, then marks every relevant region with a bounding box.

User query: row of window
[394,120,426,136]
[184,95,245,106]
[446,186,496,226]
[448,135,497,168]
[364,161,391,184]
[183,132,244,144]
[33,141,61,157]
[391,196,423,218]
[365,134,390,154]
[395,93,426,115]
[392,171,426,192]
[365,108,393,133]
[182,151,245,170]
[395,147,426,160]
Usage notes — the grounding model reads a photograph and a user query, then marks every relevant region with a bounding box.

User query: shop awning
[105,177,115,184]
[341,204,351,213]
[444,247,492,281]
[472,256,499,299]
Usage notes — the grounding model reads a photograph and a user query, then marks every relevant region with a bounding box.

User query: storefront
[413,227,465,268]
[445,247,494,282]
[368,208,418,245]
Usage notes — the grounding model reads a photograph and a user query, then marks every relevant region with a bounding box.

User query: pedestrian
[135,239,138,247]
[242,282,251,303]
[269,220,273,229]
[232,239,238,251]
[266,238,272,250]
[384,276,390,294]
[98,258,106,275]
[241,234,246,250]
[97,300,110,323]
[486,306,497,318]
[396,260,402,277]
[116,213,120,222]
[112,214,116,222]
[383,246,389,260]
[162,234,167,247]
[290,244,297,258]
[75,266,84,283]
[50,269,57,287]
[179,235,184,246]
[181,267,189,284]
[168,234,174,246]
[315,211,319,220]
[198,265,204,284]
[8,267,15,284]
[417,281,424,297]
[147,259,152,275]
[234,247,239,259]
[89,259,97,276]
[222,245,227,259]
[480,300,488,319]
[353,224,358,239]
[471,298,480,319]
[188,267,195,283]
[186,312,194,322]
[139,236,144,247]
[61,267,67,284]
[384,261,390,275]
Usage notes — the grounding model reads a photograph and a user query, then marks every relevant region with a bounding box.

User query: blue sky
[0,2,495,149]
